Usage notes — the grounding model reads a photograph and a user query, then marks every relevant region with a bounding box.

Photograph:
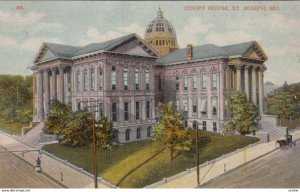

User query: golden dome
[144,8,179,56]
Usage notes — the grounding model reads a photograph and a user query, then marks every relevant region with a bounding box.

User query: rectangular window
[135,101,140,120]
[111,66,116,90]
[76,71,80,92]
[124,102,129,121]
[145,68,150,91]
[99,68,103,90]
[184,76,188,91]
[112,103,117,122]
[146,101,151,119]
[193,75,197,90]
[124,68,128,90]
[158,75,162,91]
[175,76,179,91]
[202,121,207,131]
[84,69,88,91]
[67,72,71,92]
[98,103,103,118]
[184,120,188,128]
[183,98,188,116]
[90,68,95,91]
[135,68,139,90]
[212,71,217,88]
[213,122,217,132]
[202,74,207,89]
[192,100,197,113]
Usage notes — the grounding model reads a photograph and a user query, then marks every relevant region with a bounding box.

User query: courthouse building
[31,9,268,142]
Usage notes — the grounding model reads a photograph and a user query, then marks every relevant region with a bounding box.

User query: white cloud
[79,23,144,45]
[0,10,44,26]
[177,16,213,47]
[21,37,65,52]
[0,10,63,34]
[205,31,260,46]
[0,35,17,47]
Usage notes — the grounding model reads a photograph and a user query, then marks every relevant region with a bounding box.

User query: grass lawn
[43,131,259,188]
[0,119,29,135]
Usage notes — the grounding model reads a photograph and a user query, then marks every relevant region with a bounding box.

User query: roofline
[156,55,228,66]
[72,34,135,59]
[104,51,158,59]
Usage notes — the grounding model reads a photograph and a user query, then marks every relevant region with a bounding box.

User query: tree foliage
[266,82,300,123]
[232,91,257,135]
[61,110,93,147]
[95,116,117,159]
[0,75,33,123]
[154,102,192,161]
[44,100,71,135]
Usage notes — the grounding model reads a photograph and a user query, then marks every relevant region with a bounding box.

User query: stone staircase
[257,115,287,141]
[16,122,57,149]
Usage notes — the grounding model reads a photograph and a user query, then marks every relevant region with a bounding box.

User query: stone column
[43,69,50,118]
[225,67,232,119]
[236,65,242,91]
[36,71,44,121]
[258,68,264,115]
[57,67,64,103]
[251,67,257,105]
[51,68,57,100]
[244,66,250,99]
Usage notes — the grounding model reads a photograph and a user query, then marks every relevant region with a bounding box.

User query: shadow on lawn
[116,147,166,187]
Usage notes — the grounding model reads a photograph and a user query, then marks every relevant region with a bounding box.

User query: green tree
[61,110,93,147]
[266,90,297,125]
[95,116,117,160]
[44,100,71,135]
[232,91,257,135]
[154,102,192,161]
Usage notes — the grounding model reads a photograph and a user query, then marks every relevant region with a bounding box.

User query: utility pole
[189,120,201,187]
[92,107,98,188]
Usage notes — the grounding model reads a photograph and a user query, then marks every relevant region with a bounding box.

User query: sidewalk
[0,132,113,188]
[147,130,300,188]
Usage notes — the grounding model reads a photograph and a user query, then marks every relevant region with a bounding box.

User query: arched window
[99,68,103,90]
[76,70,80,92]
[111,66,116,90]
[201,70,207,89]
[147,126,152,137]
[90,67,95,91]
[145,67,150,90]
[136,127,141,139]
[135,67,140,90]
[123,67,128,90]
[83,69,88,91]
[212,69,217,89]
[125,129,131,141]
[213,106,217,115]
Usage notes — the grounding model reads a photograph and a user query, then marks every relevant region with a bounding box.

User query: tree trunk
[170,146,174,162]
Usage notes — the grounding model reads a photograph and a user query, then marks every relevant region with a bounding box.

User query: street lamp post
[87,104,99,188]
[189,120,201,187]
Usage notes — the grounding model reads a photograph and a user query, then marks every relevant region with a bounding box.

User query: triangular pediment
[109,34,160,57]
[243,42,268,61]
[34,43,58,63]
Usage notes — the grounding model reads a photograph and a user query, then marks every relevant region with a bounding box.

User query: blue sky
[0,1,299,85]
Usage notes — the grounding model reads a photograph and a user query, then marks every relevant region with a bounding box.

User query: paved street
[0,147,59,188]
[202,142,300,188]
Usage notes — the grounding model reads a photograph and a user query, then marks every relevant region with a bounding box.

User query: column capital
[244,65,250,70]
[258,67,266,72]
[234,64,243,70]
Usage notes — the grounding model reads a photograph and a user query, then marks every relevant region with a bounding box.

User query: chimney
[187,44,193,60]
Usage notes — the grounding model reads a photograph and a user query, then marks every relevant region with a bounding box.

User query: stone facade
[31,9,268,142]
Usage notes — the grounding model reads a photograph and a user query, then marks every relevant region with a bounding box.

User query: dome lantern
[144,8,179,56]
